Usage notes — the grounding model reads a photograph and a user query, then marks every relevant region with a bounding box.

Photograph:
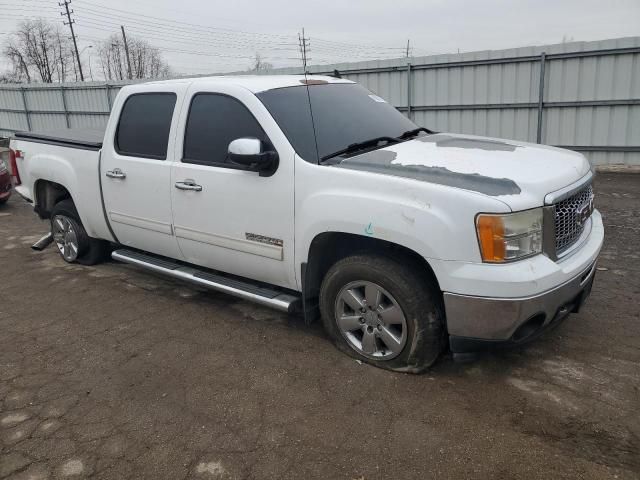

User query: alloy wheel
[334,280,408,360]
[52,215,80,262]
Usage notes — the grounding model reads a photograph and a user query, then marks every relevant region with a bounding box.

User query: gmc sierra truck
[9,75,603,372]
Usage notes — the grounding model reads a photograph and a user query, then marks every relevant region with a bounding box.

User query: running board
[111,249,300,313]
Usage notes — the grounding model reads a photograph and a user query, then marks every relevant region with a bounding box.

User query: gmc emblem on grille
[576,195,594,226]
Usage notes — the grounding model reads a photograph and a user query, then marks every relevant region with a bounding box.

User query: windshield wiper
[320,136,400,162]
[398,127,434,139]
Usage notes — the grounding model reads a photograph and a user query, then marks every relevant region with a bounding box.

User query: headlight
[0,157,7,175]
[476,208,543,263]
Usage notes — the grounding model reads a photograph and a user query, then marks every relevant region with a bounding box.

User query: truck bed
[14,127,105,151]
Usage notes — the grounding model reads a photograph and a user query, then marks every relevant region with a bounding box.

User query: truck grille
[554,183,594,254]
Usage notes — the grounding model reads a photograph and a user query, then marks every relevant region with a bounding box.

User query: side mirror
[228,138,278,175]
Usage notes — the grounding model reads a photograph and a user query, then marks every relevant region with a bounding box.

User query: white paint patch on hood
[340,132,591,211]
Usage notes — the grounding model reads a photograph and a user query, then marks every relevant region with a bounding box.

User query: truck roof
[13,75,355,149]
[144,74,354,93]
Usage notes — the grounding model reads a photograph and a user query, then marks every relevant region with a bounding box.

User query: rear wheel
[319,254,446,373]
[52,214,82,262]
[50,199,109,265]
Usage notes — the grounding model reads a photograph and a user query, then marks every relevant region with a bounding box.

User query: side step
[111,249,300,313]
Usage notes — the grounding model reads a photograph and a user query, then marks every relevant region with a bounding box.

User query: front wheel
[319,254,446,373]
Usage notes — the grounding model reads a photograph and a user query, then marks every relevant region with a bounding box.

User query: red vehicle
[0,148,16,204]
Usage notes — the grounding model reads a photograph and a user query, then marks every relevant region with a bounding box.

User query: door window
[183,93,268,166]
[115,93,176,160]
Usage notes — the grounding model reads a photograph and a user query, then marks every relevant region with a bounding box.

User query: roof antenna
[299,27,320,163]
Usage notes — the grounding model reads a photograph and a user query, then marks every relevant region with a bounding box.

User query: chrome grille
[554,183,594,254]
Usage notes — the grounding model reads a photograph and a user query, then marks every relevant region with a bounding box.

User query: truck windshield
[256,83,418,163]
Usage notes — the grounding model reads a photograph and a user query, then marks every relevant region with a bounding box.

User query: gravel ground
[0,173,638,480]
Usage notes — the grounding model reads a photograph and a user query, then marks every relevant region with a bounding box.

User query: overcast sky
[2,0,639,78]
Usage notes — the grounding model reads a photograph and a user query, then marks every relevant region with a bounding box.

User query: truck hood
[334,133,591,210]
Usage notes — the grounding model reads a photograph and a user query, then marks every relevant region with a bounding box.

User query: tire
[50,199,109,265]
[319,254,446,373]
[0,197,8,205]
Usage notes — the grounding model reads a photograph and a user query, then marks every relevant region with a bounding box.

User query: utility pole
[298,28,310,72]
[120,25,133,80]
[406,39,410,57]
[59,0,84,81]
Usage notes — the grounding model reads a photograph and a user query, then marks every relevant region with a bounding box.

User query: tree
[249,53,273,72]
[3,19,76,83]
[97,34,170,81]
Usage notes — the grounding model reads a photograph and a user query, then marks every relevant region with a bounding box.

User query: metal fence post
[406,62,412,120]
[20,87,32,131]
[60,86,71,128]
[536,51,546,143]
[105,84,112,110]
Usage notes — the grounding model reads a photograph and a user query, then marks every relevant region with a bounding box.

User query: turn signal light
[476,209,543,263]
[476,215,506,262]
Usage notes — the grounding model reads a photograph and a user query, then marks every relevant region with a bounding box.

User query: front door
[170,86,295,289]
[101,90,183,259]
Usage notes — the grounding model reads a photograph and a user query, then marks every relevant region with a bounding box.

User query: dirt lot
[0,173,638,480]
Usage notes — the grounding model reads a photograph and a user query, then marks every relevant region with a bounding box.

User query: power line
[1,3,437,76]
[73,22,406,68]
[74,6,296,45]
[72,14,298,51]
[11,0,414,55]
[73,21,298,60]
[74,0,295,40]
[311,37,407,52]
[1,3,424,63]
[10,0,294,41]
[76,29,285,61]
[3,0,434,58]
[0,12,298,75]
[94,0,292,33]
[0,4,59,14]
[1,14,413,69]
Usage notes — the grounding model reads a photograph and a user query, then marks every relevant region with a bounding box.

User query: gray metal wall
[1,37,638,166]
[0,82,128,137]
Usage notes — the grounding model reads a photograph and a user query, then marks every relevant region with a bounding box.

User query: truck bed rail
[14,127,105,151]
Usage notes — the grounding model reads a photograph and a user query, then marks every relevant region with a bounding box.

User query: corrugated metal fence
[1,36,639,166]
[0,81,128,136]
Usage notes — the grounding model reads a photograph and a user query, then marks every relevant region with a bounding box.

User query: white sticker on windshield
[368,94,387,103]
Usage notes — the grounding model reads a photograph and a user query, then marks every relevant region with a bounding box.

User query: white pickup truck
[10,75,603,372]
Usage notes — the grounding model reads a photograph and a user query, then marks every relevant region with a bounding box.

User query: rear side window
[183,93,267,165]
[115,93,176,159]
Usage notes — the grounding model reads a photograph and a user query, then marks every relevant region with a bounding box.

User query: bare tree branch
[97,34,170,81]
[2,19,76,83]
[248,53,273,72]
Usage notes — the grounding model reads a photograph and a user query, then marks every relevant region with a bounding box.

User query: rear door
[100,87,184,259]
[170,83,296,289]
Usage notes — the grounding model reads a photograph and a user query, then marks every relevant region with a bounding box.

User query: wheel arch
[301,231,442,323]
[33,179,73,219]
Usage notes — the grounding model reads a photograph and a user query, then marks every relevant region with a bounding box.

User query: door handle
[174,180,202,192]
[106,168,126,179]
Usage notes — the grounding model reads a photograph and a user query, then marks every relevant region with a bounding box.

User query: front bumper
[446,262,596,352]
[440,209,603,353]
